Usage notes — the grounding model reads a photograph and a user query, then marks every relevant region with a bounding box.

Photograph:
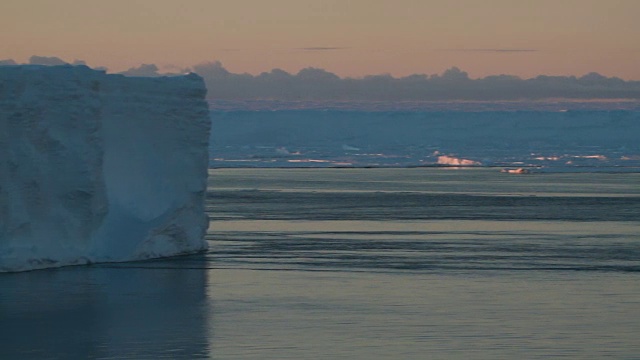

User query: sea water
[1,168,639,359]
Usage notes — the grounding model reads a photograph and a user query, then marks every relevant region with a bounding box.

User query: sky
[2,0,640,79]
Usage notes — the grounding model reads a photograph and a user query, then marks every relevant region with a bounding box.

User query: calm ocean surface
[2,168,640,359]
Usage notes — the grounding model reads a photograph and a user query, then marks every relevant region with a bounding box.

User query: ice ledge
[0,65,211,272]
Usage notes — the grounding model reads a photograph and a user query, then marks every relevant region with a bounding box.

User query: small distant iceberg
[574,155,607,161]
[437,155,481,166]
[501,168,531,174]
[342,144,360,151]
[275,147,291,156]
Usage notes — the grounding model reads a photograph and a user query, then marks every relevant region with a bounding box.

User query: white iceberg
[437,155,481,166]
[342,144,360,151]
[0,65,210,272]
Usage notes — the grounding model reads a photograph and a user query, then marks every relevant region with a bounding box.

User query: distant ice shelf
[210,109,640,170]
[0,65,211,272]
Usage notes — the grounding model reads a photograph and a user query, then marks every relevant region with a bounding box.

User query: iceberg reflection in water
[0,256,210,359]
[2,168,640,359]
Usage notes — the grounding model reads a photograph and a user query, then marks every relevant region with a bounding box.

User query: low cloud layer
[441,48,538,53]
[119,63,161,77]
[2,56,640,101]
[192,62,640,101]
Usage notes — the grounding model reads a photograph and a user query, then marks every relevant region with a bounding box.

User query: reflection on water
[2,168,640,359]
[204,169,640,359]
[207,269,640,359]
[208,220,640,272]
[0,256,210,359]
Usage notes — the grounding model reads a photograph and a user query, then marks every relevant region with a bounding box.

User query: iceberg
[436,155,481,166]
[0,65,211,272]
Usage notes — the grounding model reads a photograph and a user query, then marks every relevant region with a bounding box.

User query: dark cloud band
[298,47,349,51]
[441,48,538,53]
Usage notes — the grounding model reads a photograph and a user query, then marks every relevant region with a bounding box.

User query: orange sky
[2,0,640,79]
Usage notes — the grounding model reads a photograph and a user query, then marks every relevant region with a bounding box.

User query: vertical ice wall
[0,66,210,272]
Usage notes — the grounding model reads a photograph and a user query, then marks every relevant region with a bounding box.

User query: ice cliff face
[0,65,210,272]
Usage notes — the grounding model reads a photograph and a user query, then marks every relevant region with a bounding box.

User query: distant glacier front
[210,108,640,170]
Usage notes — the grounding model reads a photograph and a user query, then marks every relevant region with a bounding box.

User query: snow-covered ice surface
[0,65,210,272]
[210,109,640,171]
